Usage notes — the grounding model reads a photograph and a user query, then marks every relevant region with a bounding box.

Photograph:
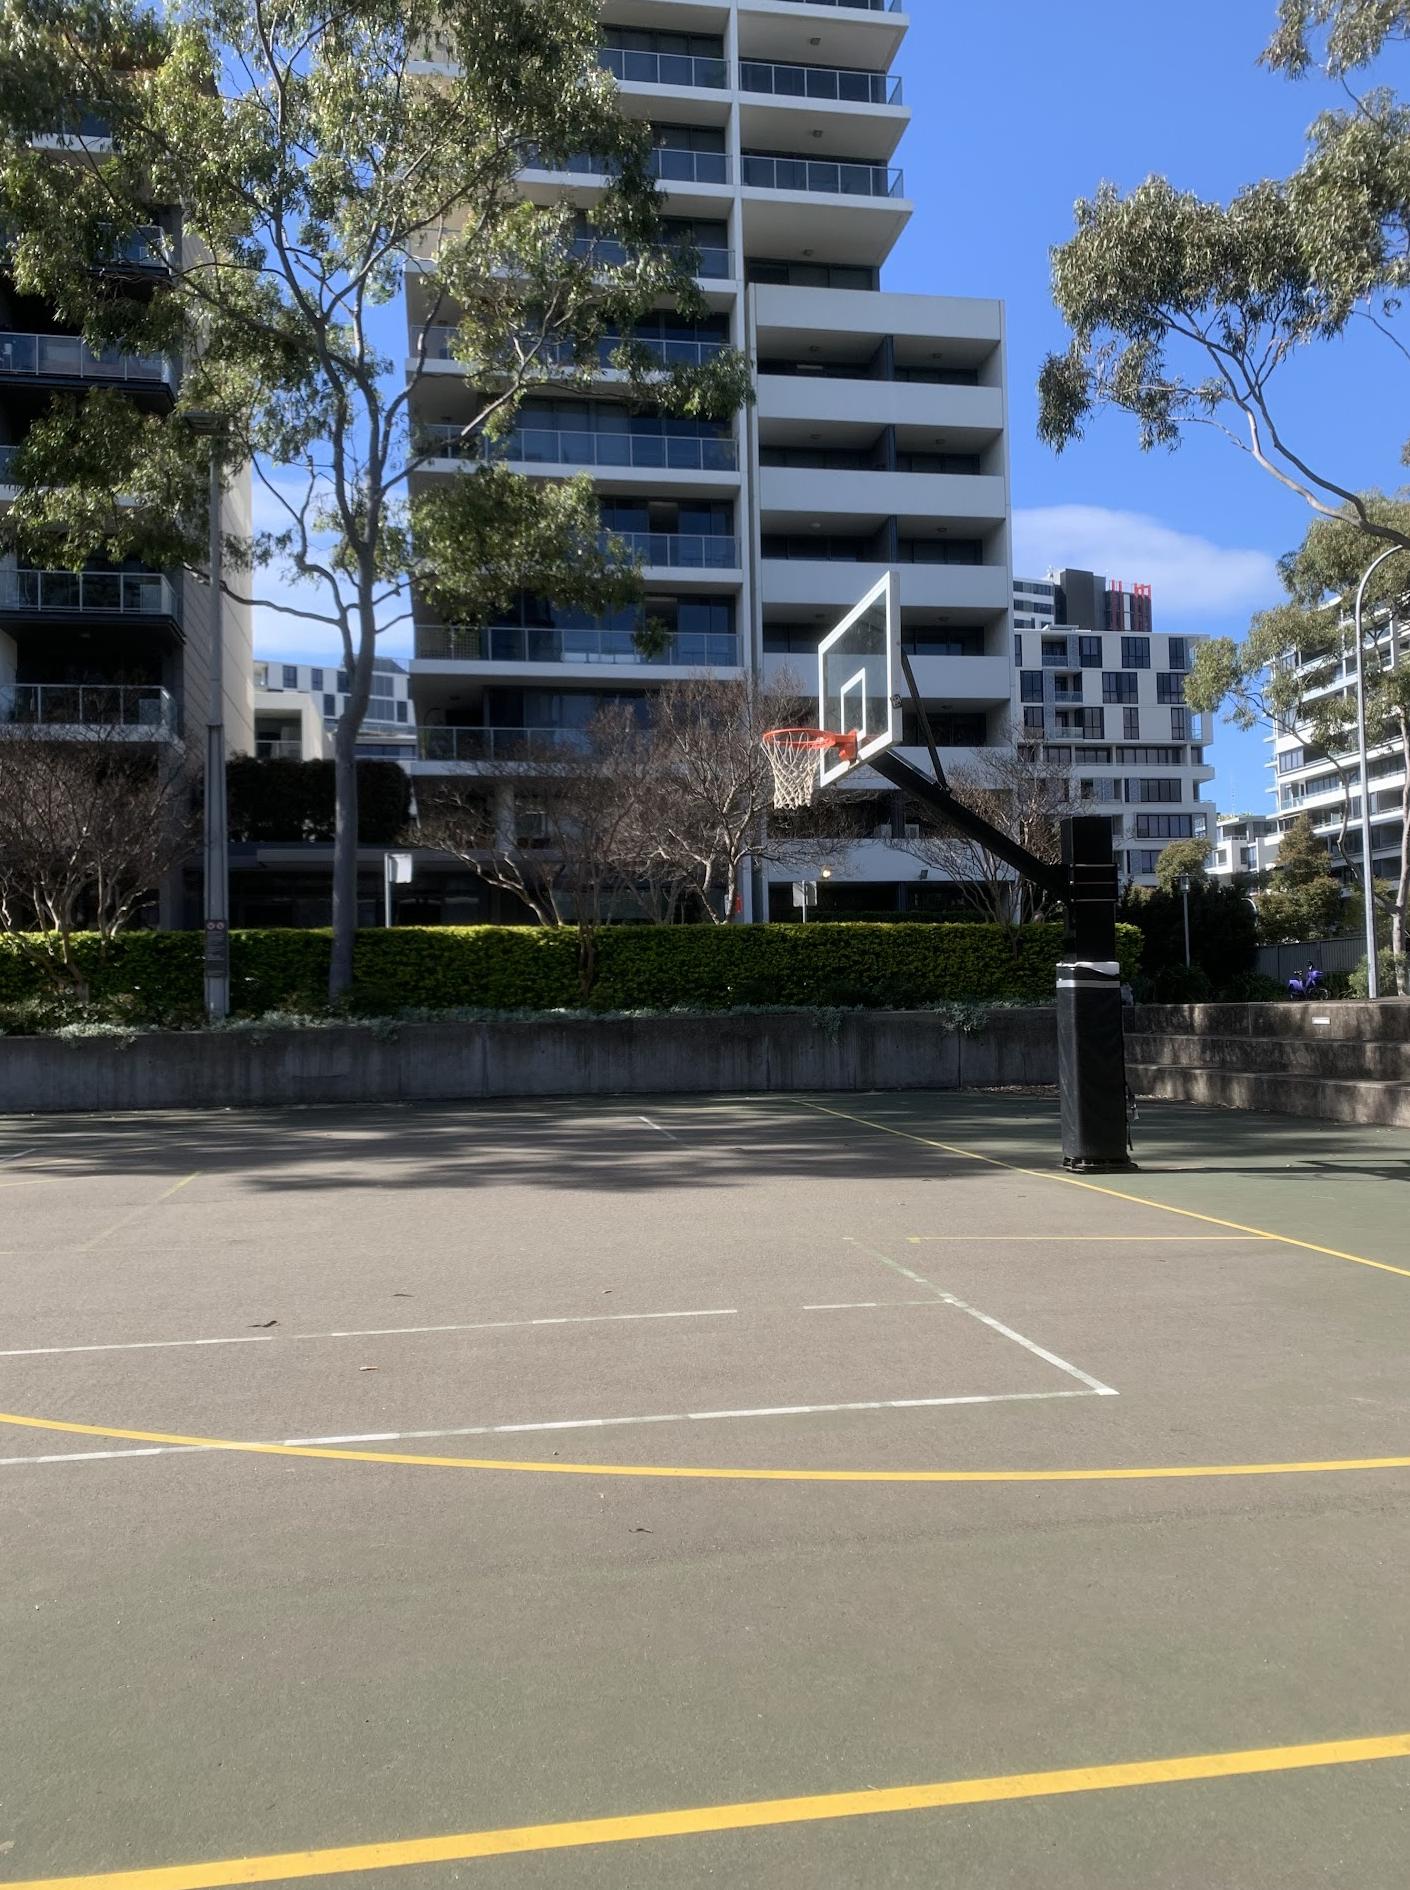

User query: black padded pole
[1056,815,1135,1172]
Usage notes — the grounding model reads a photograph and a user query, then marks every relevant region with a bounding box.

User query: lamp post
[188,414,229,1021]
[1179,872,1191,968]
[1352,546,1406,1000]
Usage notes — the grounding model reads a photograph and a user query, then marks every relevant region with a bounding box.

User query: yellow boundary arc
[3,1410,1410,1484]
[8,1732,1410,1887]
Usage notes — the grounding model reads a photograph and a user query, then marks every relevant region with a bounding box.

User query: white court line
[0,1335,275,1359]
[0,1307,739,1360]
[0,1387,1100,1468]
[0,1146,38,1165]
[802,1299,943,1312]
[844,1238,1119,1399]
[638,1115,684,1143]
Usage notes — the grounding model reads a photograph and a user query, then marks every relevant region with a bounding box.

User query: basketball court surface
[3,1088,1410,1886]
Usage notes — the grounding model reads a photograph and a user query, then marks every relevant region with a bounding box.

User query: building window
[1019,670,1044,702]
[1128,850,1162,876]
[396,700,408,723]
[1167,639,1188,671]
[1133,813,1196,839]
[1102,672,1138,703]
[310,667,323,689]
[1120,637,1150,670]
[282,665,298,689]
[1078,636,1102,668]
[1123,707,1140,740]
[1129,778,1182,803]
[1170,706,1190,740]
[1041,637,1070,666]
[1014,635,1022,665]
[1023,705,1045,731]
[322,693,336,717]
[337,670,350,692]
[1156,673,1185,703]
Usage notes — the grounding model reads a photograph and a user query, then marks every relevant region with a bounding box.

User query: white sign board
[386,851,414,885]
[792,881,818,908]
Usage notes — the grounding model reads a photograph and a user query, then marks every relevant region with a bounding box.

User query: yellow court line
[794,1100,1410,1282]
[908,1235,1263,1243]
[3,1409,1410,1485]
[10,1731,1410,1888]
[73,1173,201,1254]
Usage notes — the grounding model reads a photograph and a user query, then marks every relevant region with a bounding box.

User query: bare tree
[0,729,199,996]
[650,673,828,922]
[413,708,655,994]
[900,745,1077,926]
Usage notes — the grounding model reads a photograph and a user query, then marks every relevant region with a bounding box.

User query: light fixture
[801,248,814,258]
[820,866,833,879]
[811,129,824,139]
[808,34,821,44]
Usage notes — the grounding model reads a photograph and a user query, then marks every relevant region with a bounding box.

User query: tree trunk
[328,719,360,1004]
[1396,726,1410,994]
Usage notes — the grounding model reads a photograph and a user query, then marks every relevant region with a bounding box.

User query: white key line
[0,1146,38,1165]
[0,1335,276,1359]
[843,1239,1120,1399]
[637,1115,684,1143]
[802,1299,944,1312]
[0,1387,1102,1468]
[0,1308,739,1360]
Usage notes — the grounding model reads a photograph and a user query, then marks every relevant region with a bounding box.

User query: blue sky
[256,1,1407,817]
[884,0,1407,814]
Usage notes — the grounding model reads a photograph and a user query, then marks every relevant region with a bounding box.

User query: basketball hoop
[761,727,857,809]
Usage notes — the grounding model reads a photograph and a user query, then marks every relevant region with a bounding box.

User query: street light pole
[1179,872,1191,968]
[198,431,229,1021]
[1352,547,1405,1001]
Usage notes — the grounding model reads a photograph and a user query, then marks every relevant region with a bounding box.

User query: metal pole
[202,442,229,1021]
[1180,873,1191,968]
[1353,547,1403,1001]
[384,854,393,929]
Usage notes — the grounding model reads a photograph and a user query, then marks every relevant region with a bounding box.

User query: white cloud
[1012,506,1279,622]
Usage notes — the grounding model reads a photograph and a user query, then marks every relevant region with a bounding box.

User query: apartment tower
[406,0,1016,921]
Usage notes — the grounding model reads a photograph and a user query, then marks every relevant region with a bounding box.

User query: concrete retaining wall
[1128,1000,1410,1126]
[0,1008,1058,1115]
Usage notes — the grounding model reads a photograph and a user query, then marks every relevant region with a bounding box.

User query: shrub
[0,920,1143,1023]
[1214,970,1286,1003]
[1149,962,1214,1004]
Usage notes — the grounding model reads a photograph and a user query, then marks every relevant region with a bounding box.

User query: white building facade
[406,1,1019,920]
[252,656,416,763]
[1011,569,1214,887]
[1210,811,1280,883]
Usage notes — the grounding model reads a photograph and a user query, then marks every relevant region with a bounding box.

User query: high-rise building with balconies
[1011,569,1215,886]
[405,1,1020,922]
[0,124,254,827]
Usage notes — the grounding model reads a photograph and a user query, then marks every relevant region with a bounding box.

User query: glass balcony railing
[523,147,730,185]
[0,445,16,486]
[789,0,903,10]
[255,736,306,759]
[417,326,728,369]
[104,225,168,270]
[0,683,176,731]
[30,114,114,150]
[567,233,731,278]
[741,155,903,198]
[419,725,595,763]
[420,423,738,472]
[611,531,740,568]
[738,59,901,104]
[598,46,728,88]
[0,332,174,385]
[0,568,180,619]
[418,625,742,666]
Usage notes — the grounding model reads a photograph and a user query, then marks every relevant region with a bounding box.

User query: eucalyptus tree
[0,0,748,997]
[1038,0,1410,554]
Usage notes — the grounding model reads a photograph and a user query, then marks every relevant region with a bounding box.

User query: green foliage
[0,922,1144,1024]
[1153,838,1212,891]
[227,759,410,844]
[1149,963,1214,1004]
[1256,879,1347,943]
[1121,880,1257,997]
[1217,970,1290,1002]
[1350,948,1410,995]
[1040,0,1410,553]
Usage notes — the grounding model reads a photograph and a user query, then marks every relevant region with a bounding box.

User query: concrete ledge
[0,1008,1058,1115]
[1130,1062,1410,1128]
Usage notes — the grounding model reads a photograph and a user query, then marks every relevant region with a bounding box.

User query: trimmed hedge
[0,922,1141,1023]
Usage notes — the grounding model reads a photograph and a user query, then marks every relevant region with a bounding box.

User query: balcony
[523,147,731,186]
[103,226,168,272]
[255,736,306,759]
[30,114,114,154]
[418,726,593,764]
[567,233,731,279]
[420,423,738,473]
[0,683,176,734]
[613,530,740,569]
[0,332,175,388]
[418,623,741,667]
[417,326,729,371]
[786,0,903,10]
[738,59,901,105]
[0,568,180,621]
[741,154,902,198]
[598,46,728,88]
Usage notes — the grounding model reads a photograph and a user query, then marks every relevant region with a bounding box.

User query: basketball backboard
[817,570,898,786]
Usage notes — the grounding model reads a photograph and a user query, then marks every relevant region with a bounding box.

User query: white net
[762,730,823,809]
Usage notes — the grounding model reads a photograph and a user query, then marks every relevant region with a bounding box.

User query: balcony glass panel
[0,331,172,384]
[0,568,180,618]
[741,155,902,197]
[738,60,901,105]
[418,326,727,368]
[597,47,728,88]
[0,684,175,730]
[567,234,731,278]
[610,531,739,568]
[421,424,737,472]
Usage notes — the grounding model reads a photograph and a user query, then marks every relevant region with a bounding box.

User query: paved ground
[2,1090,1409,1888]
